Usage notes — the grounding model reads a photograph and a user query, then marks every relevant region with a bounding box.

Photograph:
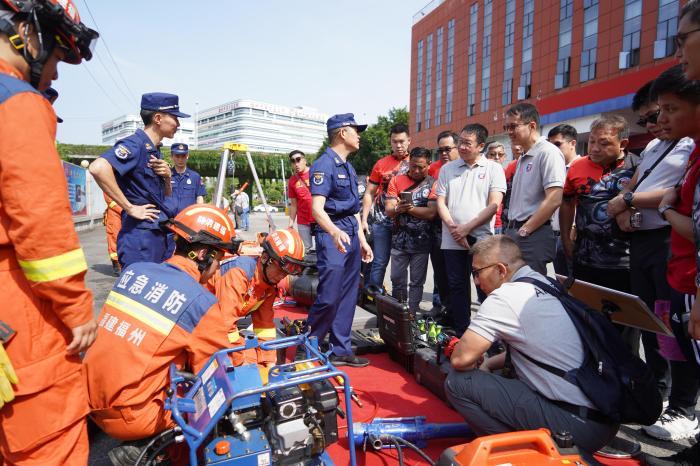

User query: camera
[630,210,643,229]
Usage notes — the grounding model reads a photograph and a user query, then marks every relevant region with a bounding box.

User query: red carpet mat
[275,302,465,465]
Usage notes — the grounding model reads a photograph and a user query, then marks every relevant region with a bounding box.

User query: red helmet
[261,228,310,276]
[164,204,237,252]
[0,0,98,86]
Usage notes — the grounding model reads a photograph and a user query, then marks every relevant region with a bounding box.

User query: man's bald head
[472,235,524,266]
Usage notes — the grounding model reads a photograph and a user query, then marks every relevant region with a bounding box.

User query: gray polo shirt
[436,155,506,250]
[469,265,594,408]
[508,137,566,222]
[634,137,695,230]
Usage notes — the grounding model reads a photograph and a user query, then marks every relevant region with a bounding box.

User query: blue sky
[54,0,429,144]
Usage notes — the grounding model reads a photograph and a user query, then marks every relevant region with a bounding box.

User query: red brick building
[410,0,685,153]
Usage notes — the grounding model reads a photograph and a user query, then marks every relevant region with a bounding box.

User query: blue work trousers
[307,228,361,356]
[367,222,392,290]
[117,227,169,268]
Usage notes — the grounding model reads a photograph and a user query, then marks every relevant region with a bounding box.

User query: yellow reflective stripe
[18,248,87,283]
[254,328,277,339]
[228,329,241,343]
[108,201,118,208]
[109,252,118,260]
[106,291,174,336]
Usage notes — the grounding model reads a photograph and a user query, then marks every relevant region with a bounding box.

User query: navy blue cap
[326,113,367,133]
[171,143,189,155]
[140,92,190,118]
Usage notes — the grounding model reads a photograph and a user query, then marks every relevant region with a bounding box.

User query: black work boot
[644,442,700,466]
[108,444,142,466]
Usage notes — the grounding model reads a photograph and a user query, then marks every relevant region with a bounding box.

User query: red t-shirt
[667,147,700,294]
[504,160,517,182]
[287,170,313,225]
[428,159,445,180]
[369,154,409,223]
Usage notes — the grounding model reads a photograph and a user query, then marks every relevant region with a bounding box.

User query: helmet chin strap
[0,9,54,89]
[187,248,215,273]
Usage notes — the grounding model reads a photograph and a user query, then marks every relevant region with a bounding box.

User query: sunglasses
[636,110,660,127]
[290,156,304,163]
[437,146,456,153]
[503,122,528,132]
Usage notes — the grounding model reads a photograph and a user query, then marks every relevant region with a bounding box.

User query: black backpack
[513,276,663,425]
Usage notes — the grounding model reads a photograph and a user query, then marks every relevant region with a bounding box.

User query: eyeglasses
[274,257,305,276]
[636,110,660,127]
[674,28,700,49]
[472,262,505,278]
[290,157,304,163]
[503,122,527,132]
[437,146,457,153]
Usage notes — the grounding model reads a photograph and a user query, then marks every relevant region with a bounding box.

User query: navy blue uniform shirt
[101,129,176,229]
[170,167,207,214]
[309,148,360,233]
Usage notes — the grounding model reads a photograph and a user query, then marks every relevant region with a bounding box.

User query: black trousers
[630,228,672,397]
[430,234,450,309]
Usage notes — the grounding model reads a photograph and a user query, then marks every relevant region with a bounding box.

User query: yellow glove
[0,344,18,409]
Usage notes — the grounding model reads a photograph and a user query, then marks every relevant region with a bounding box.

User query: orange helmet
[163,204,237,252]
[0,0,98,87]
[261,228,310,275]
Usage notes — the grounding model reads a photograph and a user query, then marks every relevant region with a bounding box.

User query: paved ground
[79,211,694,463]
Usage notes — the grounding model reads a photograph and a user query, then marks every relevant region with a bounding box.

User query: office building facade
[101,114,195,148]
[410,0,685,153]
[196,99,328,154]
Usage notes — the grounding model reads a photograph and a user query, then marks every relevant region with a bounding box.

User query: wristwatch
[623,192,635,208]
[518,226,530,238]
[658,204,676,221]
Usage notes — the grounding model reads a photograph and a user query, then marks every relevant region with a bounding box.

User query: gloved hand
[443,336,460,358]
[0,344,18,409]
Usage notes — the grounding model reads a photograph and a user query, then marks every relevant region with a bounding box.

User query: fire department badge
[313,172,324,185]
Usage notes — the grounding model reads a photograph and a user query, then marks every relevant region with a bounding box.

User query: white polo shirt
[436,155,506,250]
[508,137,566,222]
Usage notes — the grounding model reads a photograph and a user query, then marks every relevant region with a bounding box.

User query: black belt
[328,213,353,222]
[506,218,550,230]
[550,399,612,424]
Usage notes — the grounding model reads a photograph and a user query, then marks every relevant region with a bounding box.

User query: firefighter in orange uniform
[103,192,123,275]
[0,1,99,464]
[208,228,309,372]
[83,204,238,465]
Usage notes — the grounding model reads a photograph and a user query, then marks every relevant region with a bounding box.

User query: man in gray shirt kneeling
[445,235,618,461]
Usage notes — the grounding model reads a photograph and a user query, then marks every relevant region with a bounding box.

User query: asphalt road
[79,211,694,464]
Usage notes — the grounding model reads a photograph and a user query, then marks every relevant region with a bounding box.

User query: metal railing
[412,0,445,24]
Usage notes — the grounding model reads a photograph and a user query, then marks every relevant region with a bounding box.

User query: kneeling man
[445,235,619,459]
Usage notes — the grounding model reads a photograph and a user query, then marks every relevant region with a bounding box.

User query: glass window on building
[467,3,478,117]
[445,19,455,124]
[481,0,493,112]
[425,34,433,130]
[654,0,679,59]
[416,39,424,133]
[580,0,598,82]
[434,26,444,127]
[620,0,642,68]
[555,0,573,89]
[518,0,535,100]
[502,0,516,105]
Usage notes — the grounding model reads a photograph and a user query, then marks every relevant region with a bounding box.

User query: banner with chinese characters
[63,161,88,216]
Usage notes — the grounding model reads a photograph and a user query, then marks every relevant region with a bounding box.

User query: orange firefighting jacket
[83,255,232,413]
[0,59,93,451]
[208,256,278,365]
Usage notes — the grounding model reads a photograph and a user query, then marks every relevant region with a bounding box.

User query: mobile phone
[400,191,412,203]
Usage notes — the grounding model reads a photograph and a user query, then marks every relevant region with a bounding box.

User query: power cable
[80,0,139,105]
[83,62,126,113]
